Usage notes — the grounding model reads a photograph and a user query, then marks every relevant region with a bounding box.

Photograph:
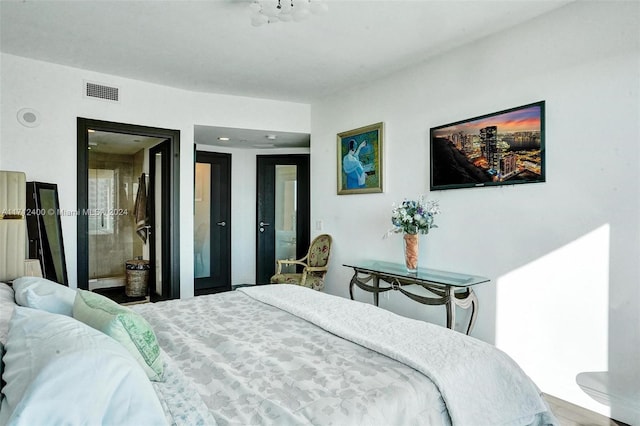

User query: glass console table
[343,260,489,335]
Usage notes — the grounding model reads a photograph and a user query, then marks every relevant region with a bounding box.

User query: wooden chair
[270,234,332,291]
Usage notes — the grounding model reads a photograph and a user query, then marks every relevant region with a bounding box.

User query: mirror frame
[26,181,69,285]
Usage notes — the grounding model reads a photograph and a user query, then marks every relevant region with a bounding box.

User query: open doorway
[77,118,180,301]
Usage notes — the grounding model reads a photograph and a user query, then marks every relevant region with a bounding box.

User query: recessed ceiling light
[218,137,230,141]
[266,134,277,140]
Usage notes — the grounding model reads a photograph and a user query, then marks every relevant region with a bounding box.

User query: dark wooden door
[148,140,171,301]
[194,151,231,295]
[256,154,310,285]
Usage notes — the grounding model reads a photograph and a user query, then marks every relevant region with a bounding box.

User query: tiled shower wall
[88,150,145,280]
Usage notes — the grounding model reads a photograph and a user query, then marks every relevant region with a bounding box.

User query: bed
[0,277,558,426]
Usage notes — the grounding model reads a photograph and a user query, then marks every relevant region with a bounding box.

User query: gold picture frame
[337,122,384,195]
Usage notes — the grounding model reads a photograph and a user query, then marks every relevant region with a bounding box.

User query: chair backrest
[307,234,332,268]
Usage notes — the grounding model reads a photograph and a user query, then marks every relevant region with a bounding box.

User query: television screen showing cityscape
[430,101,545,190]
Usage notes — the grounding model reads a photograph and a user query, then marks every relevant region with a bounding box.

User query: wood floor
[543,394,630,426]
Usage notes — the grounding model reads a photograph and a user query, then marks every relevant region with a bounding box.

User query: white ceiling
[88,131,165,155]
[195,125,311,149]
[0,0,572,148]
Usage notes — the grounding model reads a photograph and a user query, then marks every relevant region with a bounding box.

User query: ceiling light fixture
[218,137,230,141]
[266,134,277,140]
[250,0,328,27]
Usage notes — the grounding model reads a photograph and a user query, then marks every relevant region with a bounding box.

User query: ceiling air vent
[84,81,119,102]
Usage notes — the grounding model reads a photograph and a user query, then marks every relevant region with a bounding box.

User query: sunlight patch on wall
[495,224,610,415]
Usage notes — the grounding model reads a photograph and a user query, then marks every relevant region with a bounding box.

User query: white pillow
[0,307,167,426]
[12,276,76,316]
[0,282,15,345]
[0,282,13,302]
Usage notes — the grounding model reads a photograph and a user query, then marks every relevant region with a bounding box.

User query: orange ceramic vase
[403,233,419,273]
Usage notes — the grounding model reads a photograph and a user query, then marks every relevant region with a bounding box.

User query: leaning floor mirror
[26,181,69,285]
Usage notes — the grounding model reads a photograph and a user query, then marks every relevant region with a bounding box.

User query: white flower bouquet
[389,196,440,235]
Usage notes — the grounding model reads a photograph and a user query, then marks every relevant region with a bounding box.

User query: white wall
[0,53,311,299]
[310,1,639,422]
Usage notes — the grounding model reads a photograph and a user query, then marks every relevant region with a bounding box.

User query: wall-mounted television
[430,101,545,191]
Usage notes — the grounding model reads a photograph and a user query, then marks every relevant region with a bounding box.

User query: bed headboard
[0,171,27,281]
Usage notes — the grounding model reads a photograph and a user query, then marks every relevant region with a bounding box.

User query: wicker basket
[125,259,150,297]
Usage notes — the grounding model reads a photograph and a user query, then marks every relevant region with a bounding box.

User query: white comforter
[137,284,557,425]
[136,286,449,425]
[238,285,557,426]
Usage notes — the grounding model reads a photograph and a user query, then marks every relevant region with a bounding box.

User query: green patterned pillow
[73,289,164,381]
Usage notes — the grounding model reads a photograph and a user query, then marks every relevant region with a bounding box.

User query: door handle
[259,221,270,233]
[216,221,226,226]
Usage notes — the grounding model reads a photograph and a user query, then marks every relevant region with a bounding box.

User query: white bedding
[134,287,451,426]
[238,284,558,426]
[0,307,167,426]
[0,281,558,425]
[152,349,217,426]
[135,284,558,426]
